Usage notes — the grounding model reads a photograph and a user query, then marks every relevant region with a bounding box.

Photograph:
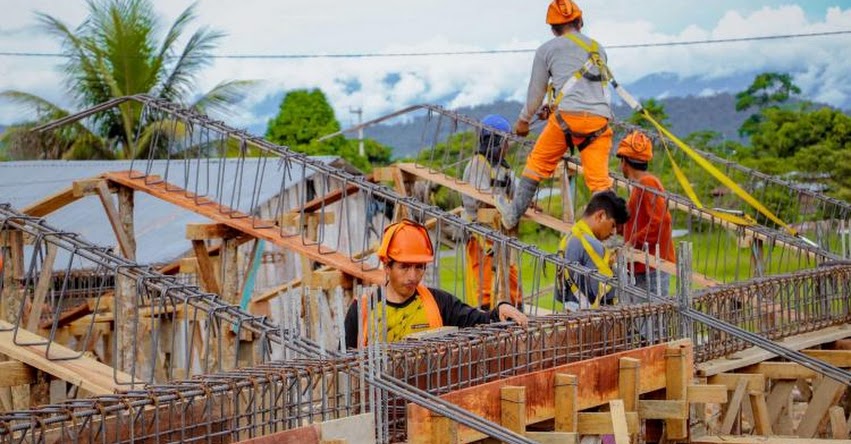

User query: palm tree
[1,0,252,160]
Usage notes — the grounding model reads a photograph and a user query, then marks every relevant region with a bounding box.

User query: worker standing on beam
[344,219,527,349]
[462,114,522,310]
[617,131,675,297]
[555,191,629,311]
[496,0,614,230]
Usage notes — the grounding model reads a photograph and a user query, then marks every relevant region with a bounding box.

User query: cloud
[1,1,849,130]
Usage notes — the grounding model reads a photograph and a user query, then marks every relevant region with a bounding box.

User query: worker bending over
[344,219,528,348]
[497,0,614,230]
[555,191,629,311]
[617,131,675,296]
[462,114,522,310]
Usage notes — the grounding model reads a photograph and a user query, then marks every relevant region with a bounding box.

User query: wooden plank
[395,163,718,287]
[749,392,772,435]
[638,400,688,419]
[21,186,80,217]
[0,320,133,394]
[407,339,692,443]
[619,357,640,412]
[280,212,336,228]
[576,411,639,435]
[318,413,375,444]
[105,171,385,285]
[406,326,459,341]
[609,399,630,444]
[797,376,846,438]
[26,243,57,332]
[0,361,36,387]
[720,378,749,434]
[697,325,851,376]
[693,437,851,444]
[186,223,241,240]
[94,181,135,260]
[554,373,578,433]
[192,240,221,295]
[802,349,851,367]
[766,380,796,426]
[295,175,374,214]
[741,362,818,380]
[666,344,690,440]
[829,405,848,439]
[687,384,728,403]
[525,432,577,444]
[72,178,113,197]
[708,373,765,393]
[501,386,526,435]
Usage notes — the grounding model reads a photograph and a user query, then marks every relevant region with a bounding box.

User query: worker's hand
[497,303,528,327]
[536,106,551,121]
[514,119,530,137]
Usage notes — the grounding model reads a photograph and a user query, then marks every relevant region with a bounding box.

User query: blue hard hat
[481,114,511,134]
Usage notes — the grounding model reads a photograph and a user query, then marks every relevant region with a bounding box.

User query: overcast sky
[1,1,850,129]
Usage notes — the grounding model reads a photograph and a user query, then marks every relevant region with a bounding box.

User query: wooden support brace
[610,399,630,444]
[720,378,749,435]
[829,405,849,439]
[687,384,728,403]
[708,373,765,393]
[666,344,690,440]
[797,376,846,438]
[577,412,640,435]
[749,391,772,435]
[92,181,135,260]
[554,373,578,433]
[186,223,241,240]
[25,243,57,332]
[639,400,688,419]
[191,240,221,295]
[766,380,796,427]
[501,386,526,435]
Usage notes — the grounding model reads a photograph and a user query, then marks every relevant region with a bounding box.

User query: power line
[0,29,849,59]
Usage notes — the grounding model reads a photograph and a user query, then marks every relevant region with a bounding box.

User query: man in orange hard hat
[496,0,614,230]
[617,131,675,297]
[344,219,527,348]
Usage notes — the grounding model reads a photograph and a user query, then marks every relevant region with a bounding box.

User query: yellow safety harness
[558,219,614,308]
[548,33,611,110]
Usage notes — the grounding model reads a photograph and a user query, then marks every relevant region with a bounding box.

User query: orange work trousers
[522,111,613,192]
[464,236,521,308]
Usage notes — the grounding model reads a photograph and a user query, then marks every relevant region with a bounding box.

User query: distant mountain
[364,93,753,158]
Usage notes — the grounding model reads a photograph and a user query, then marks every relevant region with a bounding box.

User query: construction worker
[344,219,528,349]
[555,191,629,311]
[462,114,521,310]
[617,131,675,296]
[496,0,614,230]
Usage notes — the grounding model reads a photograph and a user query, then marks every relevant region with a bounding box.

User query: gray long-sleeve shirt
[462,155,515,220]
[519,31,612,123]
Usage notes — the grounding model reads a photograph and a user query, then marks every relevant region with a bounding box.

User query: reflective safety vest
[558,219,614,309]
[548,33,612,111]
[359,284,443,348]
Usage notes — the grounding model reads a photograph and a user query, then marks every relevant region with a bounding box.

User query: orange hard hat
[617,131,653,163]
[377,219,434,264]
[546,0,582,25]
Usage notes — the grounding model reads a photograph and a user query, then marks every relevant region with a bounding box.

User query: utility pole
[350,107,364,157]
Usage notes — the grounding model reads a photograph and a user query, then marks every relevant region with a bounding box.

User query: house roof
[0,157,349,266]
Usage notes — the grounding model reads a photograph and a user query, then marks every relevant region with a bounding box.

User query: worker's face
[591,210,617,240]
[386,261,427,298]
[620,158,629,177]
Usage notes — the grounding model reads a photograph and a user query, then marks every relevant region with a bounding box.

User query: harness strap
[559,220,615,308]
[555,113,608,155]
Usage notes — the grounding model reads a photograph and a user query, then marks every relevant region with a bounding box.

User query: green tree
[0,0,252,160]
[735,72,801,138]
[627,98,669,130]
[265,88,391,172]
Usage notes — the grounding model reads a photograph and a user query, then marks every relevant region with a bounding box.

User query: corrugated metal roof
[0,157,343,265]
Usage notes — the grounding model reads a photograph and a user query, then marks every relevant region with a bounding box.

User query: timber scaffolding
[0,95,849,442]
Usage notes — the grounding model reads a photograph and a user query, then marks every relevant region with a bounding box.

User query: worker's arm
[626,184,667,248]
[519,47,549,124]
[461,156,492,220]
[431,288,528,328]
[344,300,360,349]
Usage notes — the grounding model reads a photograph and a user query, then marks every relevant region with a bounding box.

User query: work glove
[536,106,552,121]
[514,119,530,137]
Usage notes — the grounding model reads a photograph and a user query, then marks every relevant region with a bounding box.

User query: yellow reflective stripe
[560,220,614,308]
[563,33,593,52]
[641,111,797,236]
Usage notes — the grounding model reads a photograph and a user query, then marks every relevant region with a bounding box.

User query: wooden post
[1,229,29,410]
[666,345,689,441]
[619,357,640,412]
[429,414,457,444]
[25,243,57,332]
[501,386,526,436]
[610,399,631,444]
[221,237,240,371]
[117,186,136,260]
[797,377,846,438]
[720,378,749,435]
[749,391,772,435]
[94,181,135,260]
[554,373,578,433]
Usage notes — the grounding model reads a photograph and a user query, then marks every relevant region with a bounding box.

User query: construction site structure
[0,95,848,443]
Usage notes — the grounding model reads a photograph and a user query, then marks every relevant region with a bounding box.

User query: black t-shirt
[344,287,500,349]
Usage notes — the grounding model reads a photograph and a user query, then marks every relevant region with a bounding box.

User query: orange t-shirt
[624,175,675,273]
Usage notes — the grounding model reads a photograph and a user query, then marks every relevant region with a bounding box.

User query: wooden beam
[619,357,640,412]
[666,343,690,440]
[500,386,526,435]
[708,373,765,393]
[741,362,819,380]
[829,405,849,439]
[765,380,796,426]
[21,186,80,217]
[554,373,578,433]
[576,411,639,435]
[609,399,630,444]
[0,320,134,393]
[192,240,221,295]
[797,377,846,438]
[638,400,688,419]
[0,361,37,387]
[693,437,851,444]
[525,432,577,444]
[749,391,772,435]
[395,163,718,287]
[93,180,135,260]
[104,171,385,285]
[26,243,57,332]
[802,349,851,367]
[294,174,374,214]
[407,339,692,443]
[697,325,851,376]
[720,378,749,434]
[186,223,241,240]
[687,384,728,404]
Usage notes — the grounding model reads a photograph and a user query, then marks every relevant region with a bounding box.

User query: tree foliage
[265,88,391,172]
[627,98,669,130]
[1,0,252,160]
[735,72,801,138]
